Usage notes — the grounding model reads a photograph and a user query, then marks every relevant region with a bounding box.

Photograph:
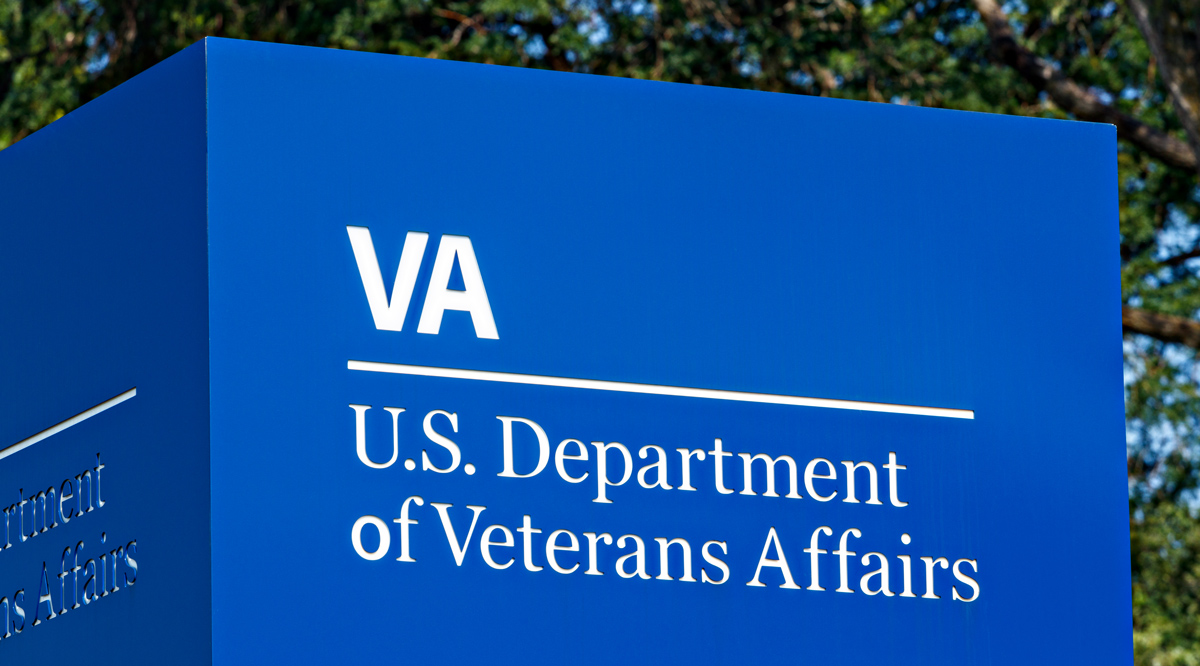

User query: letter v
[346,226,429,331]
[430,503,486,566]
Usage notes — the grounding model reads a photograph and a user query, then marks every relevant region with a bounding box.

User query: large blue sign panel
[1,38,1126,664]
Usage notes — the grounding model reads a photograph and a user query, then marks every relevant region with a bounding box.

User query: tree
[3,0,1199,660]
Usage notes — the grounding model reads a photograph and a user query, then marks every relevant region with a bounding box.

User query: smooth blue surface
[0,43,211,663]
[205,40,1126,665]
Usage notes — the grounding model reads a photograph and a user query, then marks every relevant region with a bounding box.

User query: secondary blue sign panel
[0,44,211,664]
[1,37,1126,665]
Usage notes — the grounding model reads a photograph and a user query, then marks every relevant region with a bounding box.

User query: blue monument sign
[0,38,1127,664]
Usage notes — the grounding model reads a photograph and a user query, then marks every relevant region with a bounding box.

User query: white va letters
[347,226,499,339]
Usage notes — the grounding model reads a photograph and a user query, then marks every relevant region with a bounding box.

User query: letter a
[417,235,499,339]
[347,226,429,331]
[746,527,802,589]
[32,563,56,625]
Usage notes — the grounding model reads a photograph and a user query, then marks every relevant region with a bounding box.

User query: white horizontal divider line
[348,361,973,420]
[1,388,138,462]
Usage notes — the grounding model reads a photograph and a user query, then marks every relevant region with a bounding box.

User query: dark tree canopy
[4,0,1200,661]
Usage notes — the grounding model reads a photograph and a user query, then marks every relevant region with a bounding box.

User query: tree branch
[429,9,488,56]
[1124,305,1200,349]
[1126,0,1200,168]
[972,0,1198,171]
[1161,247,1200,266]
